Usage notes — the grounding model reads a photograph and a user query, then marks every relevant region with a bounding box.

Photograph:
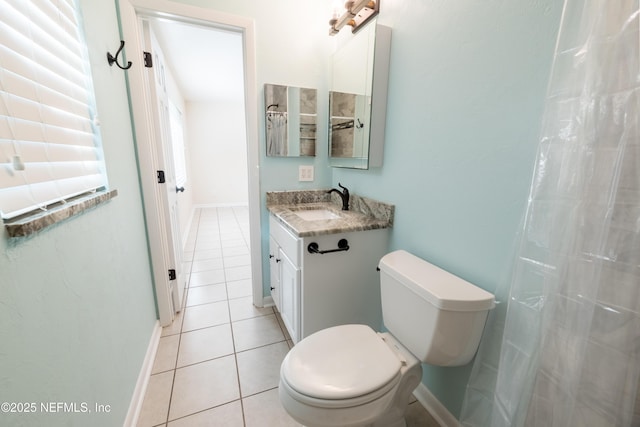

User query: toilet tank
[378,250,495,366]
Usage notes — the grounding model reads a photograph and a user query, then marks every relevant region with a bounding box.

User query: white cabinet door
[269,236,281,312]
[279,249,300,343]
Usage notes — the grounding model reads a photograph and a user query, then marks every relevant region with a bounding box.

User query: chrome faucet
[328,183,350,210]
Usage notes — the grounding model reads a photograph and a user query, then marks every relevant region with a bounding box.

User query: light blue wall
[0,0,564,424]
[333,0,563,416]
[172,0,564,417]
[0,1,158,426]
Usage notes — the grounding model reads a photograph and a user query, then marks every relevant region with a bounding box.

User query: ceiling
[150,18,244,102]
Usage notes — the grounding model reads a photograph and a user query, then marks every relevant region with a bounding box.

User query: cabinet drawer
[269,216,300,266]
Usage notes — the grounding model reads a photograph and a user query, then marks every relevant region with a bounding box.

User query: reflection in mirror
[329,92,369,161]
[329,21,391,169]
[265,84,317,157]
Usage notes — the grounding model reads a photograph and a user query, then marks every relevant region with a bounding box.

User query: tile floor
[136,207,440,427]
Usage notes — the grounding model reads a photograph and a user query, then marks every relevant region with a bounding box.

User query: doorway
[118,0,263,326]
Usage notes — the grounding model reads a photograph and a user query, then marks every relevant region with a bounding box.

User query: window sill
[4,189,118,238]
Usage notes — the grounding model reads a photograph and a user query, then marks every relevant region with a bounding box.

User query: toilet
[278,250,495,427]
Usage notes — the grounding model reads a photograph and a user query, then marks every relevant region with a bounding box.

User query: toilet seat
[280,324,402,408]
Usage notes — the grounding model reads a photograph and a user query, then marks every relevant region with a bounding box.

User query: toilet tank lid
[379,250,495,312]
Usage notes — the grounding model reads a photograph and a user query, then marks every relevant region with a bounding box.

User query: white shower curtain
[267,112,288,156]
[460,1,640,426]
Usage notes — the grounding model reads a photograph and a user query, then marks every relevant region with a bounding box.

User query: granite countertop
[266,189,394,237]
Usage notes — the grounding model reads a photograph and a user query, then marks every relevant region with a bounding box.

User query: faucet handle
[338,182,349,195]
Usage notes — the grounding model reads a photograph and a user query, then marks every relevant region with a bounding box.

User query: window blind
[0,0,107,220]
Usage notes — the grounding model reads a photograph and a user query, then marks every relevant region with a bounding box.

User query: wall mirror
[329,21,391,169]
[265,84,317,157]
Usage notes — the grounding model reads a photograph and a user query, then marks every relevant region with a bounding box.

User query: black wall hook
[107,40,132,70]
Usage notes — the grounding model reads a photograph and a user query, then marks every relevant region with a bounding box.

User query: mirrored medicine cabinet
[329,21,391,169]
[265,83,317,157]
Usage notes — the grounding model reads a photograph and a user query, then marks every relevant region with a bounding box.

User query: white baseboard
[123,321,162,427]
[263,295,275,308]
[413,382,460,427]
[193,203,249,209]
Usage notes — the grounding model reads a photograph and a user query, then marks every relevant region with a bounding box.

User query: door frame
[118,0,263,325]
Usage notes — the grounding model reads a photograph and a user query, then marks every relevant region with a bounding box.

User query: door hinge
[157,170,165,184]
[168,269,176,281]
[143,51,153,68]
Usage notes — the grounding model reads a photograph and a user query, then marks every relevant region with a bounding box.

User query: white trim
[239,15,264,312]
[125,0,254,29]
[263,295,275,308]
[192,203,250,209]
[123,321,162,427]
[413,382,460,427]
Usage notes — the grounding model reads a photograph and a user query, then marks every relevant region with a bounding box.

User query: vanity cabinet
[268,237,280,309]
[268,215,389,344]
[279,253,300,341]
[269,220,301,342]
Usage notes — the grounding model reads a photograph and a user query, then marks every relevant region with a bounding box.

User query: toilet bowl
[279,324,422,427]
[279,250,495,427]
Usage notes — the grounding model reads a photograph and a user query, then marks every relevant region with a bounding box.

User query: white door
[118,0,263,322]
[142,20,185,315]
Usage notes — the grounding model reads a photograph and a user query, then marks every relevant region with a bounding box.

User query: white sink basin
[294,209,341,221]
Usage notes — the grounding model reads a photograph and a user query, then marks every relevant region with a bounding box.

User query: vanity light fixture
[329,0,379,35]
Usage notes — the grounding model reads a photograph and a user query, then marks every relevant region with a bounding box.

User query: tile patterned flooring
[136,207,440,427]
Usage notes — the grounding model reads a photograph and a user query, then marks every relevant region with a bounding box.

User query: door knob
[176,186,185,193]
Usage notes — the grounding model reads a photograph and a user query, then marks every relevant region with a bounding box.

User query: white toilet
[279,250,495,427]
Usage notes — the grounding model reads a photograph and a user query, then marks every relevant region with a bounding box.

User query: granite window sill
[3,189,118,238]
